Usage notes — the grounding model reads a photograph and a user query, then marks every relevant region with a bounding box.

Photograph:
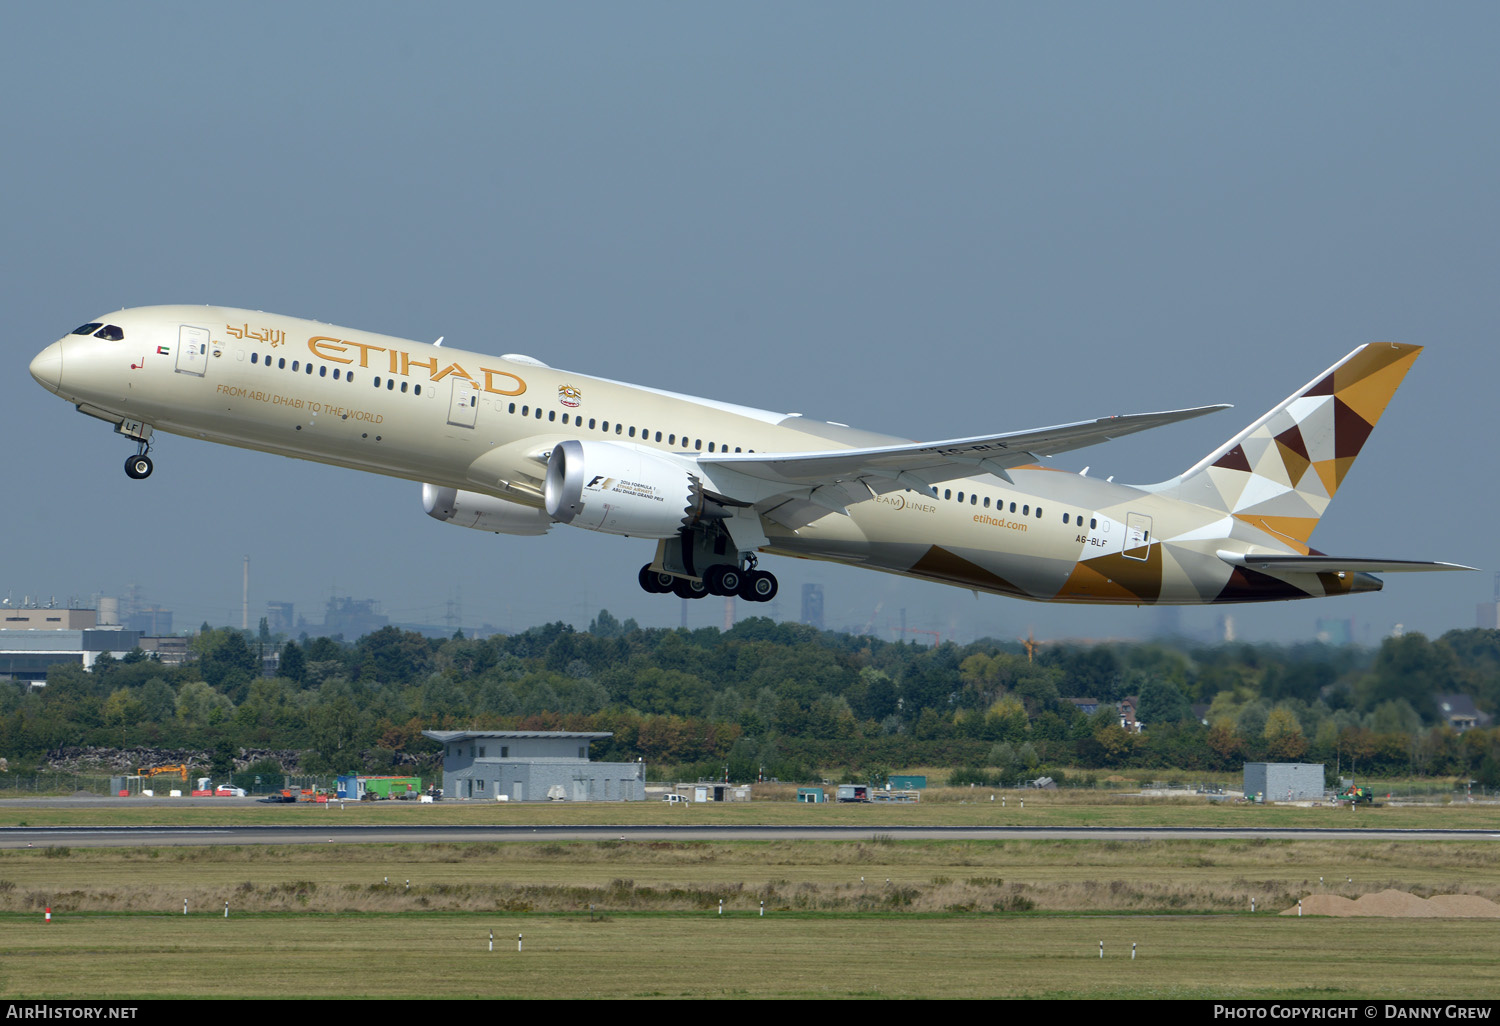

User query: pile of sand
[1283,888,1500,917]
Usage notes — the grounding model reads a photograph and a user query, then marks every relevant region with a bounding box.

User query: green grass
[3,795,1497,998]
[3,790,1497,830]
[2,911,1493,999]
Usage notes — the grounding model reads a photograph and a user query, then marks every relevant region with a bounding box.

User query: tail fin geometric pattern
[1170,343,1421,550]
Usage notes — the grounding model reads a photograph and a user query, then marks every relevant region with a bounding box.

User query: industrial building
[423,730,645,801]
[0,607,144,685]
[1243,762,1325,802]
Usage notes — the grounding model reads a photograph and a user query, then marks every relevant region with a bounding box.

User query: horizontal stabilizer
[1217,551,1476,574]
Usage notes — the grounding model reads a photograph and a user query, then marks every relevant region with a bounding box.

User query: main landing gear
[638,559,778,603]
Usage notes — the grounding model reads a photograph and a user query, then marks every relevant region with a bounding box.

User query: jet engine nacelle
[422,483,554,536]
[544,439,699,538]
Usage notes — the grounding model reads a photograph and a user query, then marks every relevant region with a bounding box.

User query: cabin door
[447,378,478,427]
[1124,513,1154,561]
[175,326,210,376]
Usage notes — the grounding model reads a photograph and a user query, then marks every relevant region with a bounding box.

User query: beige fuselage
[32,305,1375,605]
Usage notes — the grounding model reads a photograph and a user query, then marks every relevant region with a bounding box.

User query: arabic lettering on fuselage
[225,324,287,347]
[301,335,527,396]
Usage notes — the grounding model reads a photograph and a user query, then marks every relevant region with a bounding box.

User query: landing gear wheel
[704,565,743,597]
[739,569,778,603]
[639,565,675,594]
[124,454,153,480]
[671,577,708,600]
[716,566,743,596]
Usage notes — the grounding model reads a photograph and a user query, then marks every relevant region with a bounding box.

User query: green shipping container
[364,776,422,798]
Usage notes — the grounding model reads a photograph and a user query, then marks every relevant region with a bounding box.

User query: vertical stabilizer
[1163,343,1421,550]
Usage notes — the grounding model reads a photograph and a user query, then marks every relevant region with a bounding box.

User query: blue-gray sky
[6,3,1497,645]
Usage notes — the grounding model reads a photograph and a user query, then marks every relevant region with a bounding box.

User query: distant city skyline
[0,571,1468,650]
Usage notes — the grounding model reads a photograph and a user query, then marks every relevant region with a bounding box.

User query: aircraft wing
[697,404,1229,530]
[1218,552,1477,574]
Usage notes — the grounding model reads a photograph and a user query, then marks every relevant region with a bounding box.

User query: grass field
[4,788,1499,831]
[3,791,1498,999]
[5,911,1496,999]
[1,836,1499,998]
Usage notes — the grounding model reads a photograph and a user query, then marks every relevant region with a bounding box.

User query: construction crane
[136,764,188,781]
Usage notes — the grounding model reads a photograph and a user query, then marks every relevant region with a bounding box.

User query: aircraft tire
[716,566,743,596]
[125,455,153,480]
[739,570,777,603]
[639,565,675,594]
[704,565,743,597]
[671,577,708,600]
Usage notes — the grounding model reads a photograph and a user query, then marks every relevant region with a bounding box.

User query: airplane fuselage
[33,305,1424,606]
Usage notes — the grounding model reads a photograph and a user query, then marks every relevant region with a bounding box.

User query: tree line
[4,610,1500,785]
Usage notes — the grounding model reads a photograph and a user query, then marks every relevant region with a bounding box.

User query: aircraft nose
[30,340,64,394]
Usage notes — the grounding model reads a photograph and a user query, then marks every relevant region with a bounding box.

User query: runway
[3,823,1496,847]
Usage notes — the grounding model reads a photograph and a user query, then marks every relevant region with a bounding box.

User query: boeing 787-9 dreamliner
[30,307,1471,605]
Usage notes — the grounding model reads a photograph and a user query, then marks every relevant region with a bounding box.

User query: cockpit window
[71,323,103,335]
[93,325,125,341]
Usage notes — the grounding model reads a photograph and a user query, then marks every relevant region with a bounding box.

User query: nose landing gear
[124,453,154,479]
[117,420,155,479]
